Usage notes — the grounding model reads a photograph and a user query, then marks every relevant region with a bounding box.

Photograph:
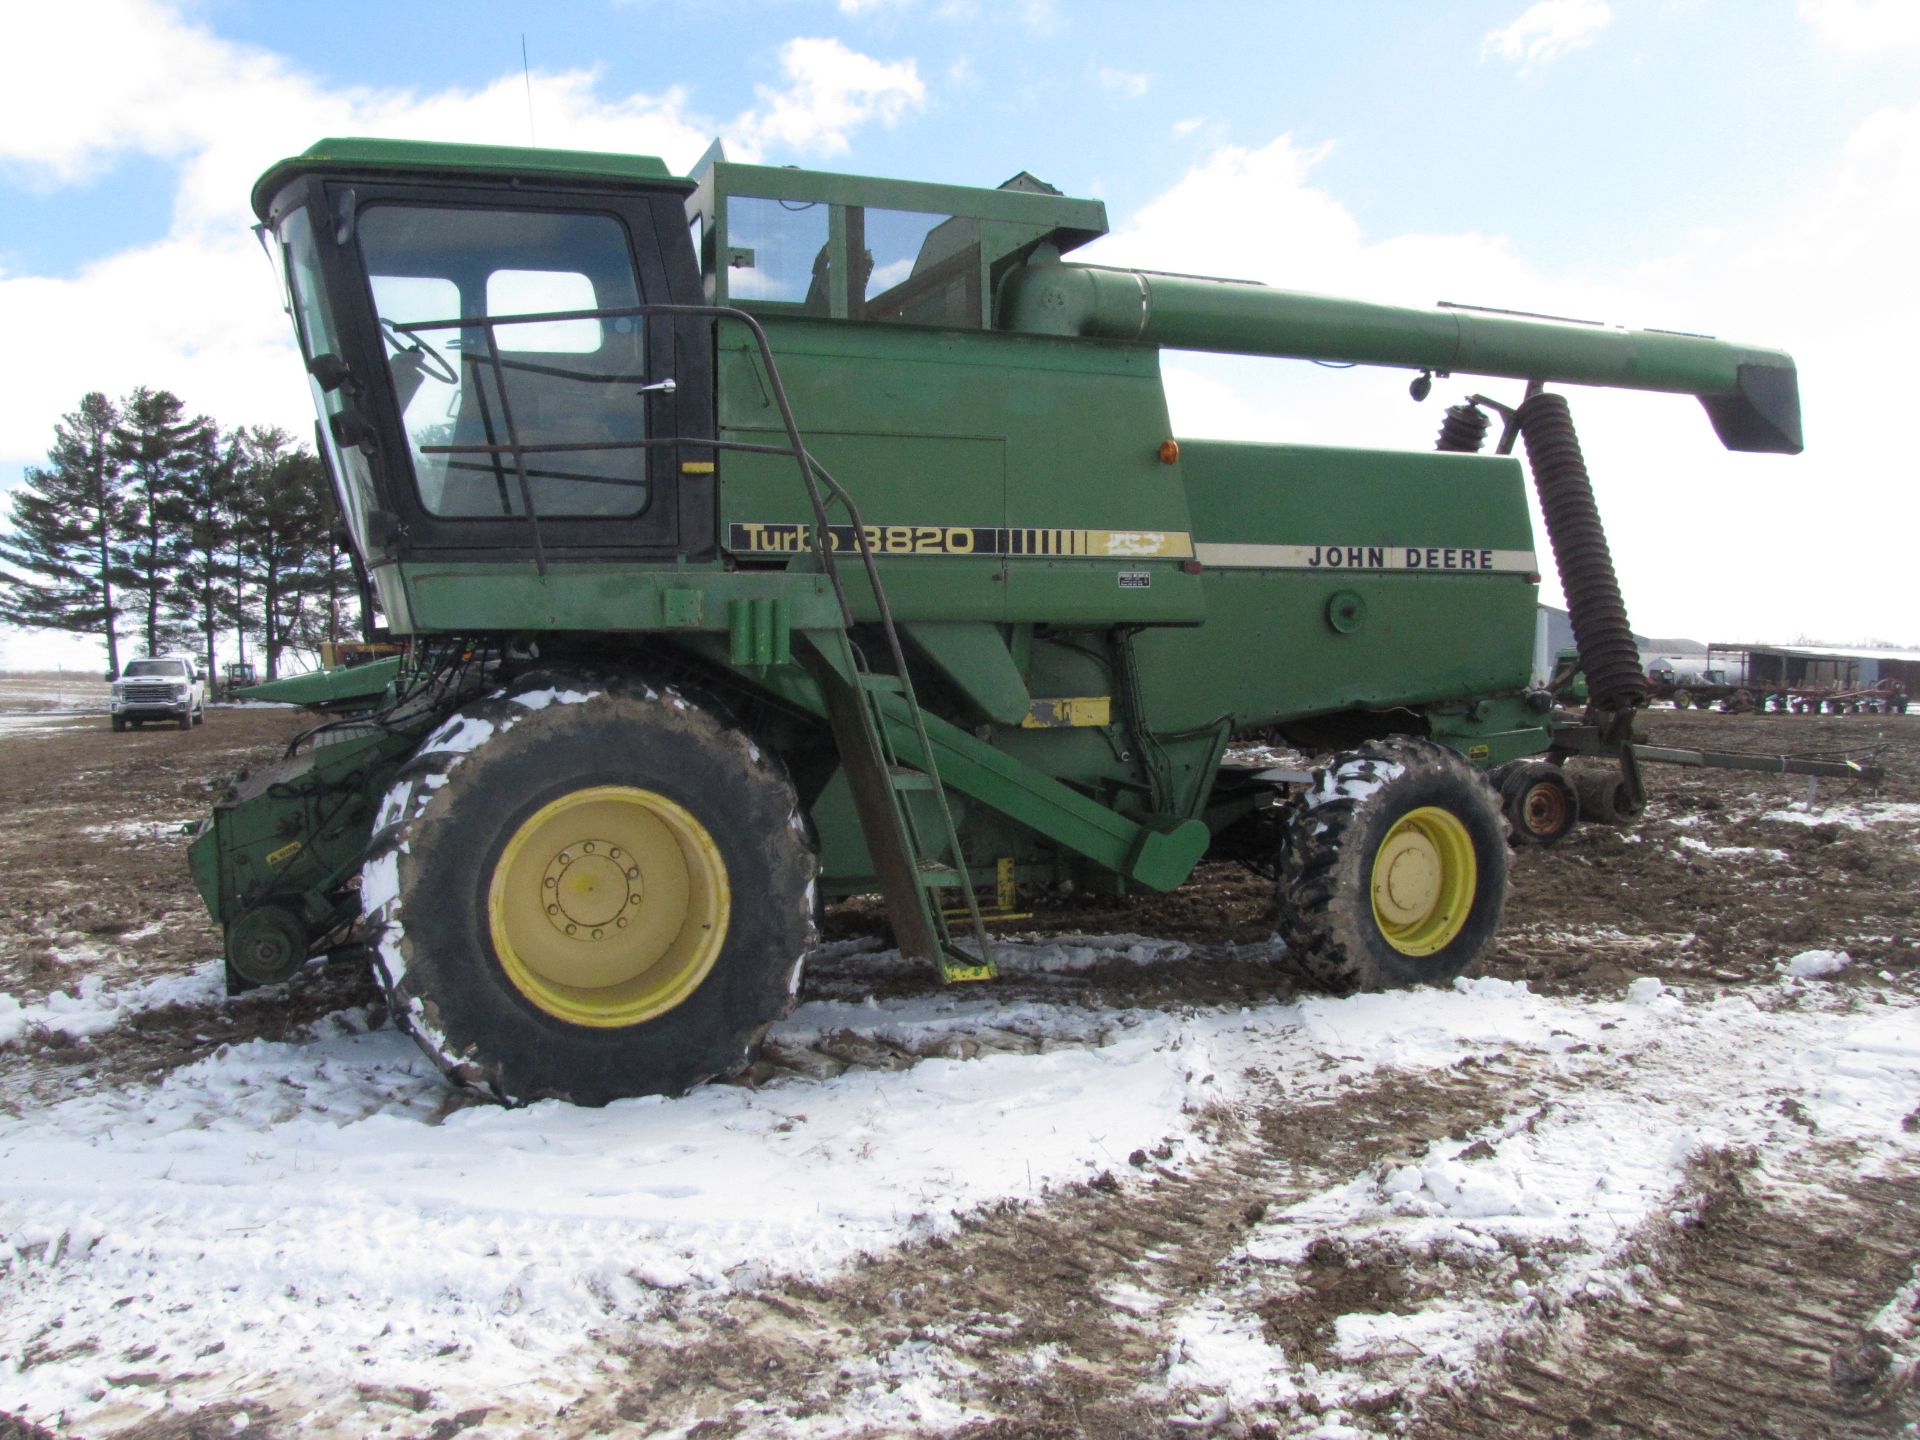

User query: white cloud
[1084,121,1920,646]
[0,7,923,465]
[735,38,924,156]
[1095,66,1152,101]
[1482,0,1614,75]
[1798,0,1920,54]
[0,0,281,183]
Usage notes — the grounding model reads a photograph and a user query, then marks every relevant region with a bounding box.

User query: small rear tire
[361,674,817,1105]
[1279,737,1509,994]
[1570,767,1641,825]
[111,715,126,732]
[1493,760,1579,847]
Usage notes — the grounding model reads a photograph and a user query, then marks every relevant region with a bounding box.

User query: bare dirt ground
[1,673,1916,1439]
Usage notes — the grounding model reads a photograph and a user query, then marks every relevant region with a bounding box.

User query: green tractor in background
[191,138,1801,1104]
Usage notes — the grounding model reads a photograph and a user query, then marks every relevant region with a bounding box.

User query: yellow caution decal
[1021,697,1113,729]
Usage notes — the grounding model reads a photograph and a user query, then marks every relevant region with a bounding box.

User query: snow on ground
[1674,834,1790,862]
[75,819,201,843]
[801,931,1198,981]
[1786,948,1853,978]
[0,714,100,737]
[2,946,1916,1435]
[1152,975,1920,1431]
[0,958,228,1048]
[0,685,103,710]
[1759,800,1920,829]
[0,971,1227,1427]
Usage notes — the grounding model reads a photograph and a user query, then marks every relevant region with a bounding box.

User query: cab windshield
[124,660,188,678]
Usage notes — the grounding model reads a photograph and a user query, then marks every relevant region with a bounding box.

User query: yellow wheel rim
[1370,805,1476,957]
[487,785,729,1027]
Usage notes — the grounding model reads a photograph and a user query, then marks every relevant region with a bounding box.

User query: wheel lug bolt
[626,866,639,879]
[583,841,595,853]
[544,877,556,888]
[547,904,559,915]
[565,924,577,935]
[592,928,603,939]
[616,917,628,928]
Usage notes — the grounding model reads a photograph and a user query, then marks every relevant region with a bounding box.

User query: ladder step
[860,672,905,693]
[916,860,965,887]
[889,765,936,791]
[939,948,997,983]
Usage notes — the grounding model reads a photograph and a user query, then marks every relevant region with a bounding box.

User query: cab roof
[251,137,688,220]
[252,139,1109,255]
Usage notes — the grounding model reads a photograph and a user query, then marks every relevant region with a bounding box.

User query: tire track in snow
[1136,986,1920,1437]
[558,983,1920,1440]
[555,1055,1543,1437]
[1415,1155,1920,1440]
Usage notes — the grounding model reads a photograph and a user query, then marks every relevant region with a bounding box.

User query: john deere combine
[190,138,1802,1103]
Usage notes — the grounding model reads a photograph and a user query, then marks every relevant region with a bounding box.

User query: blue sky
[2,0,1917,665]
[7,1,1898,277]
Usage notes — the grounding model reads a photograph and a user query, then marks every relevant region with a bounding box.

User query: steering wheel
[379,317,460,386]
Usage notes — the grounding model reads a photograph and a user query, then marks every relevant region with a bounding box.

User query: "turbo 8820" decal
[729,523,1195,559]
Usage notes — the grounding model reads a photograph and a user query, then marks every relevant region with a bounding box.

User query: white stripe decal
[1193,542,1538,574]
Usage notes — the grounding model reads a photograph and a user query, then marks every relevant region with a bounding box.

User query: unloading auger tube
[999,261,1803,455]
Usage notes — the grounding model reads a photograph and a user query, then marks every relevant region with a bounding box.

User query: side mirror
[329,406,380,453]
[307,353,356,394]
[103,671,117,682]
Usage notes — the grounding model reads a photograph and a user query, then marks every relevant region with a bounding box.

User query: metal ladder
[850,661,996,982]
[713,309,995,982]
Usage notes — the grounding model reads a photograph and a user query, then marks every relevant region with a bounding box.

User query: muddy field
[0,672,1915,1439]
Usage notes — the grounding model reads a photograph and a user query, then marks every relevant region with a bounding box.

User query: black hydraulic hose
[1516,392,1647,718]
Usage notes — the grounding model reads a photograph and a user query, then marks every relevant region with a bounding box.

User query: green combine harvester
[191,137,1805,1104]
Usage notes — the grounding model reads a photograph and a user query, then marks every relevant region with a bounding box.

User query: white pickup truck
[109,655,207,731]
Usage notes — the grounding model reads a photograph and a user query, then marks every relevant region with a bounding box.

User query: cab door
[323,181,713,562]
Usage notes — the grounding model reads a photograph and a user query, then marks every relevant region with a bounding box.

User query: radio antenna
[521,35,536,145]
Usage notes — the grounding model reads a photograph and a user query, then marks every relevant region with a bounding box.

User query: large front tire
[361,676,816,1105]
[1279,737,1509,993]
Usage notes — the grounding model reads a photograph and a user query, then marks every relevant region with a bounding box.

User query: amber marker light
[1157,439,1180,464]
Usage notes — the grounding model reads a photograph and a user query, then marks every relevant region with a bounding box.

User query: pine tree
[266,449,342,673]
[230,429,332,679]
[113,387,213,657]
[162,424,243,684]
[0,392,134,675]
